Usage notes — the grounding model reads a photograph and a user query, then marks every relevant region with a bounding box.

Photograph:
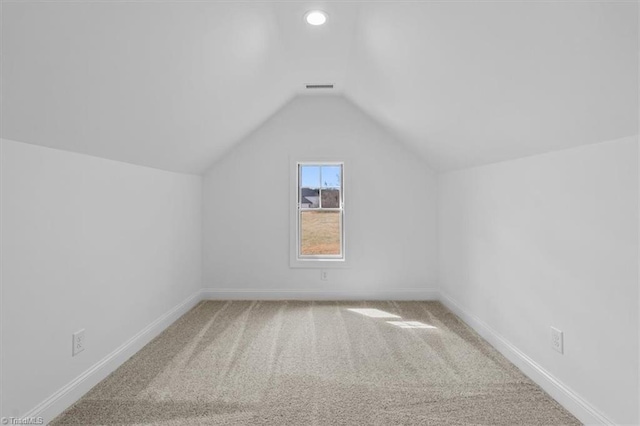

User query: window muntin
[297,163,344,260]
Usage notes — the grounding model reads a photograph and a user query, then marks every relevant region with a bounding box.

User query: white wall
[438,136,639,425]
[203,95,437,298]
[0,139,202,419]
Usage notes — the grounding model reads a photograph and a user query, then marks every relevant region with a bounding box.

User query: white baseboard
[21,286,437,424]
[24,290,202,425]
[438,291,615,426]
[201,287,440,301]
[22,288,612,426]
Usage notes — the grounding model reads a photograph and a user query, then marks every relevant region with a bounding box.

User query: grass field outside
[300,210,341,255]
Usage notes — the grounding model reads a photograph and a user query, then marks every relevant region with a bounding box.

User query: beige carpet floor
[51,301,580,425]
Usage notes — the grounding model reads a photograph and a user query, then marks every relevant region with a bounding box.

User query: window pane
[300,188,319,208]
[321,166,341,188]
[321,188,340,208]
[300,211,341,255]
[300,166,320,188]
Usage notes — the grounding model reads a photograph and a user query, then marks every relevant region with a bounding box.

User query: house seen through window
[298,163,344,260]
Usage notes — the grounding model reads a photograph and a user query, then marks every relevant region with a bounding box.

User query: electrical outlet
[550,326,563,354]
[320,270,328,281]
[73,329,85,356]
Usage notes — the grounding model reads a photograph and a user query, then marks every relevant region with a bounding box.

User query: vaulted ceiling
[2,1,637,173]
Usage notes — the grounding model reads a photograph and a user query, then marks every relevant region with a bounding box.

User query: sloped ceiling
[2,1,637,173]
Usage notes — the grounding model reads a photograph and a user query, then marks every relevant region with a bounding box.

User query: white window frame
[290,158,348,268]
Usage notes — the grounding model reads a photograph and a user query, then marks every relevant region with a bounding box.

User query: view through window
[298,163,344,259]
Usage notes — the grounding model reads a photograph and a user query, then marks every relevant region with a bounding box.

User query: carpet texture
[51,301,580,425]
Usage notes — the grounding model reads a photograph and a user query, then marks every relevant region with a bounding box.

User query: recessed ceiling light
[305,10,327,26]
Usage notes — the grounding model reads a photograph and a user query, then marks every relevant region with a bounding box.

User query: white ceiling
[2,1,637,173]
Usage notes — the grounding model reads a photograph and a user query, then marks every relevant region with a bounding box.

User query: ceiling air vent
[306,84,334,89]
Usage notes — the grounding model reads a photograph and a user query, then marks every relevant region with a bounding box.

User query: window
[297,162,344,261]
